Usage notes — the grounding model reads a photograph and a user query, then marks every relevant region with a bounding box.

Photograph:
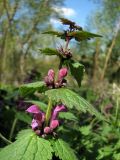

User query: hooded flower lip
[26,105,45,130]
[26,105,40,114]
[51,104,67,121]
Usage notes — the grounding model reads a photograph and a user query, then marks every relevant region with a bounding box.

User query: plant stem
[115,97,119,126]
[59,57,63,69]
[65,37,70,50]
[45,98,53,126]
[9,118,18,141]
[0,133,12,144]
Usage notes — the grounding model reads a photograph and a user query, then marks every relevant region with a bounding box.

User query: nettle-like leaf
[0,129,53,160]
[43,31,66,40]
[68,31,102,41]
[79,125,92,136]
[40,48,60,56]
[69,60,84,87]
[25,100,47,111]
[20,81,47,96]
[15,112,32,124]
[45,88,104,120]
[59,112,78,122]
[53,138,78,160]
[60,18,75,26]
[60,18,82,30]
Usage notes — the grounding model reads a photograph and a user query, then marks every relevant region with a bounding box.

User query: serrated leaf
[59,112,78,121]
[40,48,60,56]
[60,18,75,26]
[53,139,78,160]
[0,129,53,160]
[68,31,102,41]
[20,81,47,96]
[15,112,32,124]
[60,18,82,30]
[42,31,66,39]
[79,125,92,136]
[45,88,105,120]
[69,60,84,87]
[25,100,47,111]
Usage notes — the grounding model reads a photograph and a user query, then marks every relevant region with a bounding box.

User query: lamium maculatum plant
[0,18,104,160]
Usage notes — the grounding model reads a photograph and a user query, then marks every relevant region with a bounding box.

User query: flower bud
[48,69,55,81]
[58,68,68,80]
[50,120,59,129]
[44,127,51,134]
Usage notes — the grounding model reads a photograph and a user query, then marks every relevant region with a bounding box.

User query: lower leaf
[0,129,53,160]
[52,139,78,160]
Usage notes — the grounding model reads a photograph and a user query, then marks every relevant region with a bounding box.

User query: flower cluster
[26,104,67,137]
[44,68,68,89]
[57,46,72,59]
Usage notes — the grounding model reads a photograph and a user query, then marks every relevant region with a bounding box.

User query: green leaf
[69,60,84,87]
[52,138,78,160]
[68,31,102,41]
[40,48,60,56]
[42,31,66,40]
[15,112,32,124]
[60,18,75,26]
[0,129,53,160]
[20,81,47,96]
[79,125,92,136]
[59,112,78,121]
[45,88,104,120]
[25,100,47,111]
[59,18,82,30]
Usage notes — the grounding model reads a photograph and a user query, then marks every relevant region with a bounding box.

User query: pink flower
[26,105,45,130]
[26,104,67,136]
[44,104,67,134]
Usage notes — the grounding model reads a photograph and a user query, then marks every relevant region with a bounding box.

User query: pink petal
[50,120,59,129]
[44,127,51,134]
[51,104,67,120]
[31,119,39,130]
[54,104,67,112]
[26,105,40,114]
[58,68,68,79]
[48,69,55,81]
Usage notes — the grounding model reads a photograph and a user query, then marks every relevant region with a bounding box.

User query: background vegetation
[0,0,120,159]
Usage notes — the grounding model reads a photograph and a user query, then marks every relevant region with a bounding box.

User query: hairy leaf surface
[68,31,102,41]
[40,48,60,56]
[59,18,82,30]
[42,31,66,39]
[53,138,78,160]
[59,112,78,121]
[20,81,47,96]
[45,88,104,120]
[0,129,53,160]
[69,60,84,87]
[15,112,32,124]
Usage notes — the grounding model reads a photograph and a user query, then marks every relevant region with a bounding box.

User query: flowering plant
[0,18,103,160]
